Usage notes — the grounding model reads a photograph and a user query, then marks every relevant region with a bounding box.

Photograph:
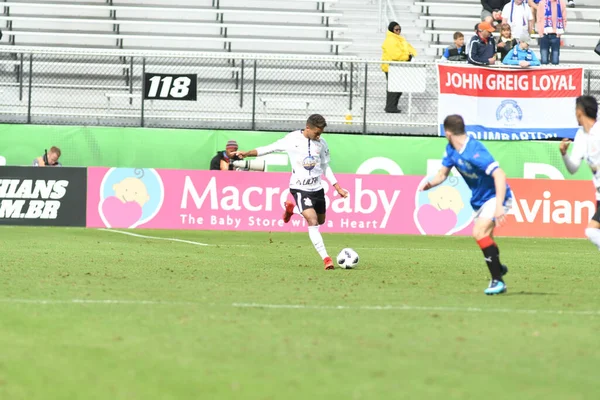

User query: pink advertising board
[86,168,475,235]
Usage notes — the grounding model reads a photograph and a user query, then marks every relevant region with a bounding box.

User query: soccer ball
[337,248,359,269]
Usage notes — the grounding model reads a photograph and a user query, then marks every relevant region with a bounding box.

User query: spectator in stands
[481,0,511,23]
[537,0,567,65]
[502,32,541,66]
[33,146,62,167]
[528,0,541,31]
[490,9,504,28]
[496,23,518,61]
[468,21,497,66]
[502,0,533,38]
[441,32,467,62]
[210,140,241,171]
[381,22,417,114]
[466,23,480,55]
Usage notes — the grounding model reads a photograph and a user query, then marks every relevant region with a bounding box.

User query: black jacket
[481,0,511,12]
[209,151,241,171]
[468,34,497,65]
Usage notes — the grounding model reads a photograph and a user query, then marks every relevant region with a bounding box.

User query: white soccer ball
[337,248,359,269]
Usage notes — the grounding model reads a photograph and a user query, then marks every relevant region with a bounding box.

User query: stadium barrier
[0,166,87,226]
[0,126,593,183]
[0,165,595,237]
[0,47,599,137]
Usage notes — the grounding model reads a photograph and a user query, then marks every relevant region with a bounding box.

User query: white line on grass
[99,228,210,246]
[0,298,196,305]
[0,298,597,317]
[232,302,600,316]
[98,230,576,255]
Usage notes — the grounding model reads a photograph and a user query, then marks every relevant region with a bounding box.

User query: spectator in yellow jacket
[381,22,417,113]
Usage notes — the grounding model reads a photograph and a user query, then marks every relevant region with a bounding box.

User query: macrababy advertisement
[437,64,583,141]
[86,168,597,238]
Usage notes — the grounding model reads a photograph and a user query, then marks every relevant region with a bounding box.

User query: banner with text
[437,65,583,140]
[0,166,87,226]
[86,168,596,238]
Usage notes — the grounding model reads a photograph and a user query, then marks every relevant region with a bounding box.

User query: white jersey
[564,122,600,200]
[255,129,337,192]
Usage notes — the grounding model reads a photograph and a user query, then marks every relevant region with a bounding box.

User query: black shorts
[291,188,326,215]
[593,201,600,223]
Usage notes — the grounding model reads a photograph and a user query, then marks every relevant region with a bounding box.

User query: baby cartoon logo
[98,168,164,229]
[414,176,474,235]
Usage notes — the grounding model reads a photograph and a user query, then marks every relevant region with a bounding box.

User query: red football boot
[323,256,334,270]
[282,200,295,223]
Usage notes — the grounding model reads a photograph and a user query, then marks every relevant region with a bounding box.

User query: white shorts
[474,197,513,221]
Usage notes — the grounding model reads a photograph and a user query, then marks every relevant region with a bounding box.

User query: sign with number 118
[143,73,197,101]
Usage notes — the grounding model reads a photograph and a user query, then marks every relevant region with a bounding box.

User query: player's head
[305,114,327,140]
[47,146,61,165]
[443,114,466,140]
[477,21,495,39]
[224,140,238,158]
[575,95,598,126]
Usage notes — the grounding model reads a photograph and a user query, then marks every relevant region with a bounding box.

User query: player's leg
[294,189,334,269]
[282,199,296,223]
[584,201,600,250]
[472,198,508,295]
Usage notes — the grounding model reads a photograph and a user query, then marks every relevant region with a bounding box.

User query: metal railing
[377,0,398,33]
[0,46,598,136]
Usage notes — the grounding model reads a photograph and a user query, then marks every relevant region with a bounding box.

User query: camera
[232,159,266,172]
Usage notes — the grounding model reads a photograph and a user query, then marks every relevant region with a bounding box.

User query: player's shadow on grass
[506,291,558,296]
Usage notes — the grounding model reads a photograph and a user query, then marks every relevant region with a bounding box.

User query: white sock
[308,225,329,259]
[585,228,600,250]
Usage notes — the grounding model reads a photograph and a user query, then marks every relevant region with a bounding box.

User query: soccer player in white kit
[560,95,600,249]
[235,114,349,270]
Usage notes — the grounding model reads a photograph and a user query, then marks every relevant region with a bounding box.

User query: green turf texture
[0,226,598,400]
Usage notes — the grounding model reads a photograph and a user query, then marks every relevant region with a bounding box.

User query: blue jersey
[442,137,512,210]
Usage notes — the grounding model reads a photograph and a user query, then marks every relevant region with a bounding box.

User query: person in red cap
[467,21,498,66]
[209,140,241,171]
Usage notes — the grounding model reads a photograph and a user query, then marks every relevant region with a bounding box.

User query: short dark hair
[443,114,466,135]
[576,95,598,120]
[307,114,327,129]
[453,31,464,40]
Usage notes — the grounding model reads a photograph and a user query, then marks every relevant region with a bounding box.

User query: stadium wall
[0,124,594,182]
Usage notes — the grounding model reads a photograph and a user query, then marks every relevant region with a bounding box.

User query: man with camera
[33,146,62,167]
[209,140,242,171]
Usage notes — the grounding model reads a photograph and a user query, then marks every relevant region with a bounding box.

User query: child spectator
[442,32,467,62]
[502,32,541,67]
[496,23,518,61]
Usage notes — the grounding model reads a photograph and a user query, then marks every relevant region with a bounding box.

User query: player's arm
[320,141,348,198]
[560,136,584,174]
[420,166,451,191]
[236,137,287,158]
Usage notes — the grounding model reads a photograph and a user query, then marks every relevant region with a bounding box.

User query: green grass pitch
[0,226,598,400]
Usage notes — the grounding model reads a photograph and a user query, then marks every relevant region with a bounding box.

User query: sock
[585,228,600,250]
[308,225,329,259]
[477,236,504,281]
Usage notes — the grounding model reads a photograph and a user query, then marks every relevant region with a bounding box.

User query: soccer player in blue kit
[420,115,513,295]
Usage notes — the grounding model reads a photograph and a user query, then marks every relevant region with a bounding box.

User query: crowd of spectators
[443,0,571,67]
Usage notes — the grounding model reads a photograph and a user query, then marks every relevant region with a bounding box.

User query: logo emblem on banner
[496,100,523,127]
[98,168,165,228]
